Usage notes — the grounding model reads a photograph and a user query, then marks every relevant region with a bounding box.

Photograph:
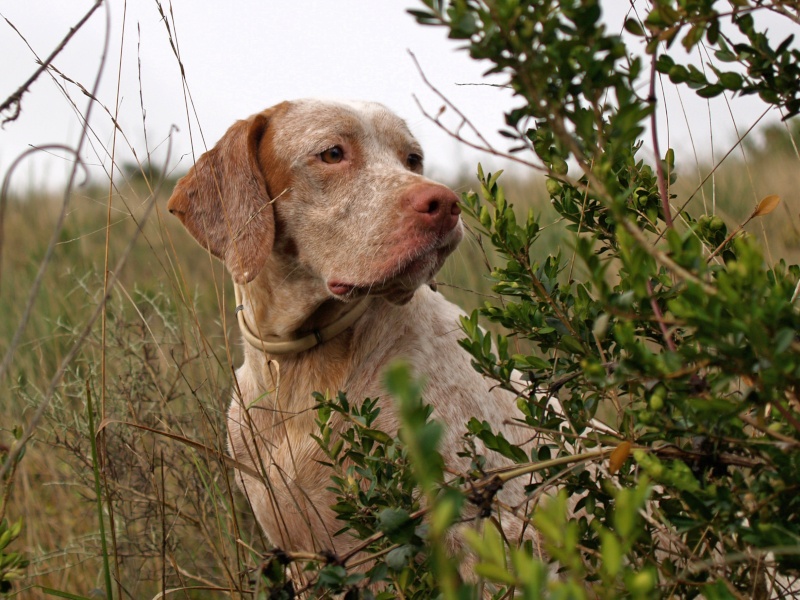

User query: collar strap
[233,284,370,355]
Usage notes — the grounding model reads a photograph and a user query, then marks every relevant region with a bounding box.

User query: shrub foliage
[3,1,800,598]
[267,1,800,597]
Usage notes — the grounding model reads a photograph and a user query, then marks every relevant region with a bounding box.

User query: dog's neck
[235,260,370,355]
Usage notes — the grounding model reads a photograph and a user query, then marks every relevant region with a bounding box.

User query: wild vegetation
[1,0,800,598]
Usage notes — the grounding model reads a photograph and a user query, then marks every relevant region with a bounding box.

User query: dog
[167,99,538,561]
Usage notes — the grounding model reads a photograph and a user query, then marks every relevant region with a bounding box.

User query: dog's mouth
[327,231,461,301]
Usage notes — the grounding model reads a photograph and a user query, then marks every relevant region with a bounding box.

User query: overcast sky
[0,1,794,193]
[0,1,521,191]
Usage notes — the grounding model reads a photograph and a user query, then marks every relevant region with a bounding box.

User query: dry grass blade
[97,419,262,480]
[0,0,112,388]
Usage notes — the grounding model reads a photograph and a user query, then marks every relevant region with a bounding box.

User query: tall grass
[1,128,797,596]
[1,179,261,597]
[1,4,798,592]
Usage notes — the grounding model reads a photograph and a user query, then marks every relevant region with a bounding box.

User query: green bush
[3,1,799,598]
[259,1,800,597]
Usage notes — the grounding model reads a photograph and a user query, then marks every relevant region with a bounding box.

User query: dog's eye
[319,146,344,164]
[406,153,423,171]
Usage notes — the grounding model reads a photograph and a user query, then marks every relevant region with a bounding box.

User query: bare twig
[738,413,799,447]
[409,50,496,151]
[98,417,261,480]
[0,1,103,125]
[485,449,609,485]
[408,51,547,174]
[770,5,800,26]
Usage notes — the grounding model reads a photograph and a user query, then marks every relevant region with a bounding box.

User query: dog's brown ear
[167,110,275,284]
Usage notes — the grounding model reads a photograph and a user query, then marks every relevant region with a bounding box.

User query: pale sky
[0,1,794,193]
[0,1,520,191]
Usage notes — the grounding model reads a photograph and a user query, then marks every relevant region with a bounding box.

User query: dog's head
[167,99,462,304]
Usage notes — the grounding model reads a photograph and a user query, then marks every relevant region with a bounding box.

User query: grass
[1,179,252,598]
[2,1,798,594]
[0,111,798,597]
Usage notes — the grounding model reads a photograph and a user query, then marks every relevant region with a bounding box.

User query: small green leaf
[718,72,743,90]
[377,508,416,546]
[668,64,689,84]
[386,545,415,571]
[361,429,392,444]
[624,18,645,37]
[697,84,724,98]
[600,530,622,577]
[474,562,516,585]
[560,335,585,355]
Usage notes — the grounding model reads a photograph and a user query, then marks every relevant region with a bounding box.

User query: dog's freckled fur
[167,99,539,558]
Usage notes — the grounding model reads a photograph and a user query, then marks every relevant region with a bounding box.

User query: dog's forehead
[267,99,421,154]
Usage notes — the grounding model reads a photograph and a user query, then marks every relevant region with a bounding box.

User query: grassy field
[0,122,798,597]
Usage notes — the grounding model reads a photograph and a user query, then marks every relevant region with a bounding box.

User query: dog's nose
[406,184,461,233]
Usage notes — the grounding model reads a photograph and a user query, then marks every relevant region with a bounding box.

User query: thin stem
[485,449,610,485]
[647,280,677,352]
[101,3,128,594]
[650,55,673,228]
[86,383,114,599]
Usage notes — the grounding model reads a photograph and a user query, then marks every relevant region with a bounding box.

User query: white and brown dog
[167,99,535,557]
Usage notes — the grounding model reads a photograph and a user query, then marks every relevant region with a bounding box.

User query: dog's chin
[328,228,461,306]
[328,236,459,302]
[376,256,447,306]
